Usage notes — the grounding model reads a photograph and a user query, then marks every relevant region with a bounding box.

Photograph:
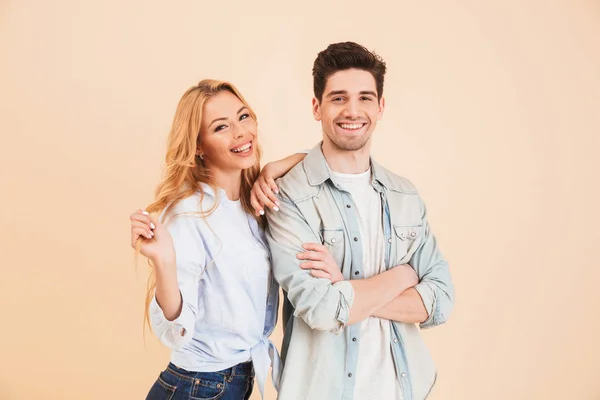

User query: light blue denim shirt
[149,184,280,398]
[266,143,454,400]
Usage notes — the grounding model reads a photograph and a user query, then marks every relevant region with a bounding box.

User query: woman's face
[198,90,258,173]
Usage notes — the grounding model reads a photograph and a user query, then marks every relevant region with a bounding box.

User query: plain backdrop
[1,0,599,399]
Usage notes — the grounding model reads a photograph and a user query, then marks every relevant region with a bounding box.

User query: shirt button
[388,238,392,243]
[354,271,359,276]
[401,372,407,378]
[331,238,336,243]
[410,232,417,238]
[346,204,351,208]
[348,373,353,378]
[352,337,357,342]
[393,337,398,343]
[353,237,358,242]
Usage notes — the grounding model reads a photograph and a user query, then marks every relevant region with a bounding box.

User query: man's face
[313,68,385,152]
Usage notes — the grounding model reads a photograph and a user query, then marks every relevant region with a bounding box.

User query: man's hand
[297,243,344,283]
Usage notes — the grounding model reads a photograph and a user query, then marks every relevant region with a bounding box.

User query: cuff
[331,280,355,334]
[414,282,437,329]
[150,291,194,348]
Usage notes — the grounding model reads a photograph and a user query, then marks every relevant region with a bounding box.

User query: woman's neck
[209,167,242,201]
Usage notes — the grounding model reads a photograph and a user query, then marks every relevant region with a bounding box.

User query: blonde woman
[129,80,312,399]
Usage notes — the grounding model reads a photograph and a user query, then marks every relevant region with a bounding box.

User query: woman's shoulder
[164,188,219,220]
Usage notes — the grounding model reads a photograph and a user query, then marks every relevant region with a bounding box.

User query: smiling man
[265,42,454,400]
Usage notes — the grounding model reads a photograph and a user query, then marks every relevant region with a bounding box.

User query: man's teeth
[339,123,364,130]
[232,143,251,153]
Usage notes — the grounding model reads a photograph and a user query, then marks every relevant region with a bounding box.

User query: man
[266,42,454,400]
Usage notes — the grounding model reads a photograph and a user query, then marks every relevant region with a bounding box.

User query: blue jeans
[146,362,254,400]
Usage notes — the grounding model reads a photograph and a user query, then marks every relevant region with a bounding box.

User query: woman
[129,79,313,400]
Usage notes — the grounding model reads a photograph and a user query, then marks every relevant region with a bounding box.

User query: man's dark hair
[312,41,387,102]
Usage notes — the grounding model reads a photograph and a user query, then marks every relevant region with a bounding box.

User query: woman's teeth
[231,143,251,153]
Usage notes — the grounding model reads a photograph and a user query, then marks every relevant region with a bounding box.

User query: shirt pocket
[320,229,345,269]
[392,224,423,263]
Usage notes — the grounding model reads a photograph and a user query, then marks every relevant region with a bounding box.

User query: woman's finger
[134,226,153,240]
[131,220,154,236]
[250,191,264,216]
[132,226,153,243]
[255,187,277,211]
[259,179,279,207]
[266,176,279,195]
[130,211,156,230]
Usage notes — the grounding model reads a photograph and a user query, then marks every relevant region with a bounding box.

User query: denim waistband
[167,361,253,382]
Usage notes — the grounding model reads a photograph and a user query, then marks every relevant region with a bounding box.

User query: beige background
[1,0,599,399]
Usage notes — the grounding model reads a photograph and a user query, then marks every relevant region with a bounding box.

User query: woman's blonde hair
[139,79,263,331]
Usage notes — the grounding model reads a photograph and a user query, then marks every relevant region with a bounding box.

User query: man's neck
[322,140,371,174]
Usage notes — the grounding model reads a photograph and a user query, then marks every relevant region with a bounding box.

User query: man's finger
[310,270,332,279]
[302,243,329,254]
[297,251,325,261]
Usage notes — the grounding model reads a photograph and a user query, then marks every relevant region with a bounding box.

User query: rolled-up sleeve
[150,212,205,349]
[266,193,354,334]
[412,198,455,329]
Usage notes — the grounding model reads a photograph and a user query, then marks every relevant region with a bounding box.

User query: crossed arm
[295,242,427,325]
[266,192,450,333]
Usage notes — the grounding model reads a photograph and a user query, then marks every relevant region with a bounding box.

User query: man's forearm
[347,267,408,325]
[372,287,429,324]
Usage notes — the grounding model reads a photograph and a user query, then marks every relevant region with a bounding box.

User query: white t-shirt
[332,169,403,400]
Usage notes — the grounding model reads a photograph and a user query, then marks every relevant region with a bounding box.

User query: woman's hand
[129,210,175,265]
[250,163,280,216]
[250,153,306,216]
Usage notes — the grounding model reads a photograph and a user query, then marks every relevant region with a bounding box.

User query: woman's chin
[238,155,258,170]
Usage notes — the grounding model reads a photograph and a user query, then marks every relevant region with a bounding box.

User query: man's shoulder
[373,162,419,195]
[276,161,319,202]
